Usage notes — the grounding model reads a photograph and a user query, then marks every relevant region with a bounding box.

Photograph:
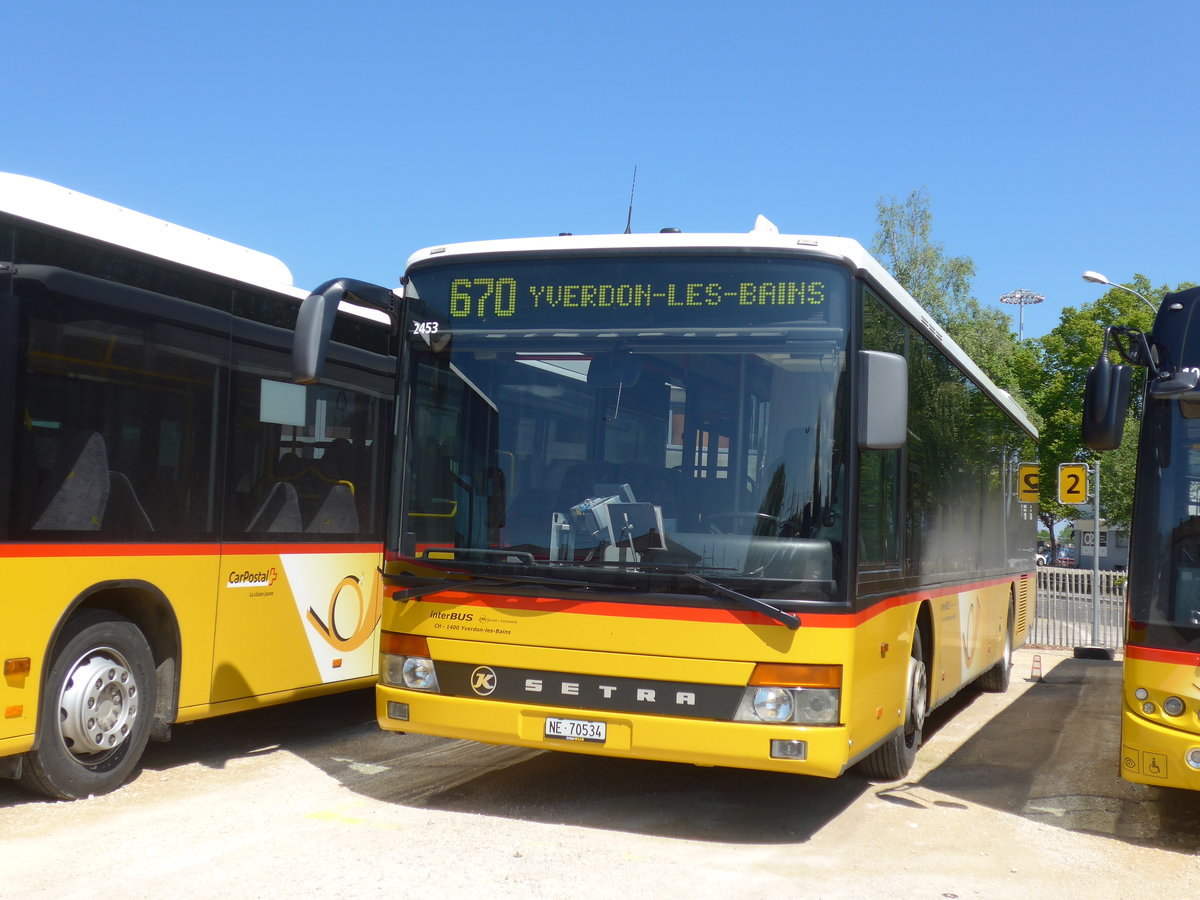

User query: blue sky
[7,1,1198,340]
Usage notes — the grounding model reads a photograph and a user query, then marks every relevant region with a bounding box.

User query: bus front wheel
[859,628,927,781]
[20,611,157,800]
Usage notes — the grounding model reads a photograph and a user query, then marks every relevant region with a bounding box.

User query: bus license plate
[544,717,606,743]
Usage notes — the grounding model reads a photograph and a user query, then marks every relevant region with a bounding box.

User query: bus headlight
[734,687,840,725]
[751,687,794,722]
[1163,696,1186,717]
[381,653,440,691]
[734,663,841,725]
[792,688,839,723]
[1186,748,1200,771]
[380,632,440,692]
[401,656,440,691]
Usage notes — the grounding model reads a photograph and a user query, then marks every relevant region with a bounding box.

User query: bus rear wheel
[979,606,1013,693]
[859,628,927,781]
[20,611,156,800]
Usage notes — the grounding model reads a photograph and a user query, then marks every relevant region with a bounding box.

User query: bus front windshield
[400,254,850,602]
[1130,394,1200,648]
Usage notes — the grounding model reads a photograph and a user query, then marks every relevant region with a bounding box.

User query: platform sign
[1057,463,1089,505]
[1017,464,1039,503]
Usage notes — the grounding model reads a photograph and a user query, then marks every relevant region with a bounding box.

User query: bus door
[211,342,383,703]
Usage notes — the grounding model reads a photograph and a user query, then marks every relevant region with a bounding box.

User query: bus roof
[404,225,1038,439]
[0,172,301,296]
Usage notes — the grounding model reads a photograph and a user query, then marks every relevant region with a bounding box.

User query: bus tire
[979,606,1013,693]
[20,611,156,800]
[859,628,927,781]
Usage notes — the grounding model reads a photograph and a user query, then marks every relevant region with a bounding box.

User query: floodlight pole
[1000,289,1046,341]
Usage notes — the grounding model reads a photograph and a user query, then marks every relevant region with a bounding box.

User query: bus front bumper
[376,685,854,778]
[1120,706,1200,791]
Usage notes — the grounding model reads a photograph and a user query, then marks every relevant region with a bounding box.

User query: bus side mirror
[293,286,340,384]
[859,350,907,449]
[293,278,399,384]
[1082,353,1131,451]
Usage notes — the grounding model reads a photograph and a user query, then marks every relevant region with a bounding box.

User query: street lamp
[999,288,1045,341]
[1081,271,1157,313]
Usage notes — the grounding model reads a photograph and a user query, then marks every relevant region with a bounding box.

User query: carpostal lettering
[227,568,278,588]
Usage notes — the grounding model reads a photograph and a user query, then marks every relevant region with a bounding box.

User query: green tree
[871,189,1032,408]
[1033,275,1184,532]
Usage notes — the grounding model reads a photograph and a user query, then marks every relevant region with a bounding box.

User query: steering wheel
[702,512,780,536]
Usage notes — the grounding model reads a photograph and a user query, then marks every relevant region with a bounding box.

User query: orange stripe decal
[0,541,383,559]
[387,574,1018,629]
[1126,644,1200,666]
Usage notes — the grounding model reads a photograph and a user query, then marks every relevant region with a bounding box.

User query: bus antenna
[624,165,637,234]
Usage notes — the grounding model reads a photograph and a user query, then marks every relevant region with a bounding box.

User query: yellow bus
[0,174,397,799]
[1082,282,1200,790]
[373,222,1038,779]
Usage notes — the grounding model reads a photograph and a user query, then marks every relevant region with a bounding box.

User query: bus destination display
[450,277,828,318]
[410,258,848,329]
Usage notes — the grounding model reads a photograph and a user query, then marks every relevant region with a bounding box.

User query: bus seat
[319,438,354,482]
[245,481,303,533]
[306,482,360,534]
[31,431,110,531]
[103,471,155,535]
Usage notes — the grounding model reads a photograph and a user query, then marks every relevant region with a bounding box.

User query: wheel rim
[56,646,140,762]
[906,655,927,737]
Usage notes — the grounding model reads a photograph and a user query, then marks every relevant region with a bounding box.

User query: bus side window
[14,292,225,541]
[227,357,389,540]
[859,290,905,571]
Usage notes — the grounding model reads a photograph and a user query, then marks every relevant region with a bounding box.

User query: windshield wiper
[388,566,800,630]
[542,561,801,630]
[683,573,801,631]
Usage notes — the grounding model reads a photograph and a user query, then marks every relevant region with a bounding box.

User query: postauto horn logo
[306,574,383,653]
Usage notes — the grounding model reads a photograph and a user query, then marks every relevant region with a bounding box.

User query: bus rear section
[0,174,396,799]
[375,228,1037,779]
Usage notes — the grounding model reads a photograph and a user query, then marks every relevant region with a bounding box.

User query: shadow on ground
[909,656,1200,853]
[305,698,979,844]
[0,687,378,810]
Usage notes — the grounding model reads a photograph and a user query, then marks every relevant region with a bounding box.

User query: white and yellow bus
[372,222,1038,779]
[0,174,397,799]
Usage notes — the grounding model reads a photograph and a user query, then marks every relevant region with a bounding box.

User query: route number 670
[450,277,518,318]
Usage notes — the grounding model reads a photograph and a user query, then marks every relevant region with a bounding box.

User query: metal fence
[1031,566,1127,651]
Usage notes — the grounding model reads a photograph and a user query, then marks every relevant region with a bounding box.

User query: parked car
[1036,552,1048,566]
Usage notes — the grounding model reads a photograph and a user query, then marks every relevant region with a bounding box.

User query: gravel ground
[1,648,1197,899]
